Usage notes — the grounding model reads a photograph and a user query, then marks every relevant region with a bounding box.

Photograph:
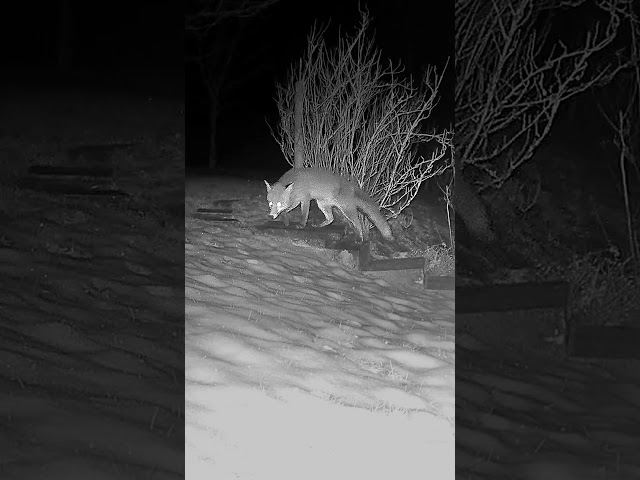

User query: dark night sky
[1,1,452,169]
[185,0,454,169]
[0,1,183,97]
[2,1,181,68]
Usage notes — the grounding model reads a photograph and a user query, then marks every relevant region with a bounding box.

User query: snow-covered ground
[1,186,185,479]
[456,330,640,480]
[2,88,184,479]
[185,177,455,480]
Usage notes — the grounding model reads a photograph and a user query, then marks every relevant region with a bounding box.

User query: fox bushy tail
[354,193,393,241]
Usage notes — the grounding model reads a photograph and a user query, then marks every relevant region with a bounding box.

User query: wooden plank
[256,221,346,234]
[64,188,128,197]
[568,326,640,358]
[196,208,233,214]
[16,178,127,196]
[361,256,425,271]
[355,242,426,272]
[456,281,568,314]
[28,165,113,177]
[258,221,430,274]
[192,213,238,221]
[424,276,455,291]
[68,142,136,150]
[255,222,344,241]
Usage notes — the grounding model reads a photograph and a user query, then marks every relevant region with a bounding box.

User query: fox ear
[264,180,271,192]
[283,183,294,201]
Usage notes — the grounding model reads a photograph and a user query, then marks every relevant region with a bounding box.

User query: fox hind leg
[314,200,335,227]
[336,204,365,242]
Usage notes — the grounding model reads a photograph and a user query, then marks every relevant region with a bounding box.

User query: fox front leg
[298,198,311,227]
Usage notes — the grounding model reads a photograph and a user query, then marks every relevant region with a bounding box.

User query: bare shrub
[455,0,630,190]
[271,9,451,221]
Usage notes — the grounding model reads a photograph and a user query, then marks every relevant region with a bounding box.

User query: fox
[264,167,393,242]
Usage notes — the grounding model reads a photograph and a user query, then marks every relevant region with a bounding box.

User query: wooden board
[16,177,127,196]
[195,203,241,221]
[567,326,640,358]
[360,257,425,271]
[255,221,347,242]
[424,276,455,291]
[257,220,433,276]
[196,208,233,214]
[192,213,238,221]
[28,165,113,177]
[256,221,346,234]
[357,241,427,272]
[456,281,568,314]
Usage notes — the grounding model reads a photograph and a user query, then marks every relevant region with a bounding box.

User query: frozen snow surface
[185,216,455,480]
[456,331,640,480]
[1,205,184,479]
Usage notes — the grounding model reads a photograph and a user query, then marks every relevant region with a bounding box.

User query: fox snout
[268,202,284,218]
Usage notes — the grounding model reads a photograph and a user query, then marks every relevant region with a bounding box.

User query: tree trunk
[293,80,304,168]
[209,98,219,170]
[199,21,244,170]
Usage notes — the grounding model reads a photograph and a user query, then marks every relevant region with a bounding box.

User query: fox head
[264,180,294,218]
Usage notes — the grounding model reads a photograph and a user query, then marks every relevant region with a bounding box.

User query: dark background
[0,1,183,99]
[0,1,452,172]
[185,0,454,171]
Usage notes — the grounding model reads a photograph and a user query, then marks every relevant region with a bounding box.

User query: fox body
[264,168,393,242]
